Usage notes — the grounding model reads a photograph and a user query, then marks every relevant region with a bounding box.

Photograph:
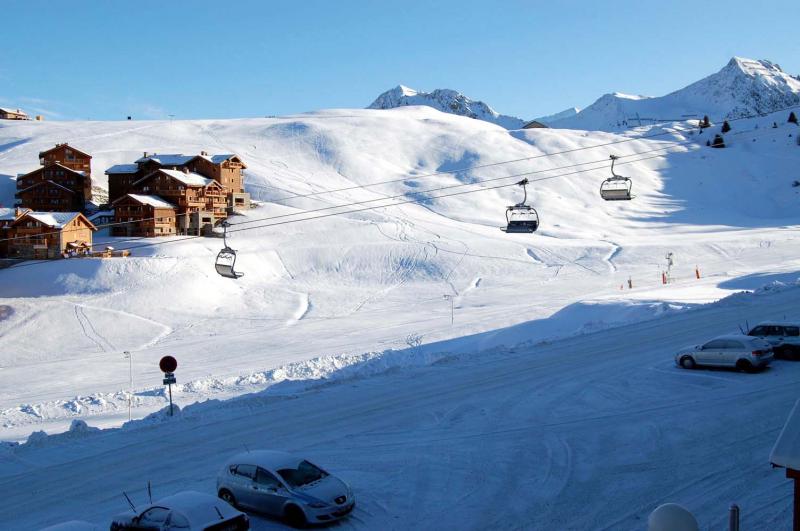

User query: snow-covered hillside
[2,101,800,529]
[551,57,800,131]
[368,85,526,129]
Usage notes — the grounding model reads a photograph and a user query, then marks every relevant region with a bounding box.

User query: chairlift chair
[502,178,539,233]
[215,221,244,279]
[600,155,633,201]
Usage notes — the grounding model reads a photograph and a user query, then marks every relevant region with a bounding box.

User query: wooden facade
[0,107,29,120]
[39,144,92,197]
[7,212,96,259]
[132,169,227,235]
[106,152,249,209]
[112,194,177,237]
[16,164,88,212]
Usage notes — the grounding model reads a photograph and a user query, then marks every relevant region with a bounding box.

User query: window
[702,339,727,350]
[750,326,767,336]
[277,460,328,488]
[255,467,282,488]
[138,507,169,526]
[785,327,799,337]
[167,512,190,529]
[722,340,743,349]
[768,326,785,336]
[232,464,257,479]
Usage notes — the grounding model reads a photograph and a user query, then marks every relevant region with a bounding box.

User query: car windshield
[277,460,328,487]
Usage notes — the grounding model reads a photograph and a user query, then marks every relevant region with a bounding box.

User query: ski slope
[3,282,800,530]
[1,104,800,527]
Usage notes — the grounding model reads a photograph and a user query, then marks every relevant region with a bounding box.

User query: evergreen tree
[701,115,710,128]
[789,111,798,125]
[721,120,731,133]
[711,134,726,148]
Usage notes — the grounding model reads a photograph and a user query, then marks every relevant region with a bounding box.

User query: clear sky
[2,0,798,121]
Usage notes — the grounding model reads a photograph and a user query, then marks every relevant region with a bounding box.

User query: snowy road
[3,283,799,530]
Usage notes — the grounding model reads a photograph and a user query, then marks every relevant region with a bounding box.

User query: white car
[110,491,249,531]
[216,450,354,527]
[675,334,773,372]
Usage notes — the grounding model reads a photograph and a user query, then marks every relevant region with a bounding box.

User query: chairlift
[215,221,244,279]
[502,178,539,233]
[600,155,633,201]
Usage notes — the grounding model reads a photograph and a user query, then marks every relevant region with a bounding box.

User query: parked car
[746,322,800,359]
[675,334,773,372]
[110,491,249,531]
[216,450,354,527]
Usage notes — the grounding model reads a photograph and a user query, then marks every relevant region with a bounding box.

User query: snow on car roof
[226,450,302,470]
[770,399,800,470]
[155,491,240,526]
[711,334,762,342]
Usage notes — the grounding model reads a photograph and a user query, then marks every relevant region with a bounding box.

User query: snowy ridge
[368,85,526,129]
[551,57,800,131]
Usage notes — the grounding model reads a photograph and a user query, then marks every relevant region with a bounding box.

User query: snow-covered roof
[19,211,82,228]
[135,154,196,166]
[770,399,800,470]
[105,164,139,174]
[159,169,215,187]
[0,107,26,115]
[225,450,301,471]
[87,210,114,221]
[126,194,176,208]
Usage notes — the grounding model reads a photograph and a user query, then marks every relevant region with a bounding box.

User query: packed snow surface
[1,102,800,528]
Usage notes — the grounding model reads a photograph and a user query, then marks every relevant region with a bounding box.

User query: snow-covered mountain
[533,107,580,125]
[368,85,526,129]
[550,57,800,131]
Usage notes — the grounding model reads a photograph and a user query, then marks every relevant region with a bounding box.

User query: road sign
[162,372,176,385]
[159,356,178,373]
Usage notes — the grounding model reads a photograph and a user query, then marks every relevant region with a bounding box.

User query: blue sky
[2,0,798,121]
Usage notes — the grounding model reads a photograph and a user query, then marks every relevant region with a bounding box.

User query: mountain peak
[368,85,526,130]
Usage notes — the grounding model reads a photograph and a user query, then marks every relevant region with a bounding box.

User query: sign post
[159,356,178,416]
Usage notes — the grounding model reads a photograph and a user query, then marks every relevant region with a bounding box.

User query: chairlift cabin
[502,178,539,233]
[600,155,633,201]
[215,221,244,279]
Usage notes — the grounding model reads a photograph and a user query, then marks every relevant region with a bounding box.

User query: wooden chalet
[106,151,250,209]
[7,211,96,259]
[522,120,549,129]
[112,194,177,237]
[131,168,227,235]
[39,144,92,197]
[0,107,29,120]
[15,164,90,212]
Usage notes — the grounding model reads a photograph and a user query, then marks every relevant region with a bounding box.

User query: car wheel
[284,504,307,529]
[218,489,237,508]
[736,360,755,373]
[680,356,696,370]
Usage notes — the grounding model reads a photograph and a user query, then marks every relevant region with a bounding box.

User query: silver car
[675,334,773,372]
[216,450,354,527]
[747,321,800,359]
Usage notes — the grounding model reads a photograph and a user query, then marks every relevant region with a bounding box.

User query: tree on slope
[711,134,726,148]
[721,120,731,133]
[789,111,798,125]
[701,115,711,128]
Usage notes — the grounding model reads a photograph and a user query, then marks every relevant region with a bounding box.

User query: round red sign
[159,355,178,373]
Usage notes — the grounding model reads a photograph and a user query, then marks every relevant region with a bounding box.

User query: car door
[135,506,170,530]
[231,464,258,509]
[766,326,785,348]
[698,339,726,366]
[749,325,768,340]
[252,467,292,516]
[719,339,744,366]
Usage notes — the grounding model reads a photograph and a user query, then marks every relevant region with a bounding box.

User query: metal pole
[168,383,173,417]
[728,503,739,531]
[124,351,132,422]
